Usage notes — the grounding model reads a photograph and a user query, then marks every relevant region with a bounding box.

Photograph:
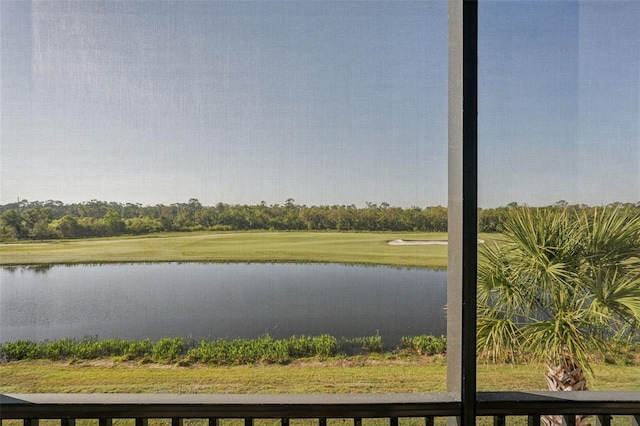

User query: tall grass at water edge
[3,334,636,366]
[0,334,448,365]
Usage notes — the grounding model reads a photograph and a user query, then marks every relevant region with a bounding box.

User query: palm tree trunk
[541,361,589,426]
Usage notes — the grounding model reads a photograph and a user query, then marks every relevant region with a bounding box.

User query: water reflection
[0,263,446,345]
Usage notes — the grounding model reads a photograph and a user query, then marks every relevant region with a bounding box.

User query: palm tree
[477,206,640,426]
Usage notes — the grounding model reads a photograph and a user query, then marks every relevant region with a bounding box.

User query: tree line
[0,198,638,241]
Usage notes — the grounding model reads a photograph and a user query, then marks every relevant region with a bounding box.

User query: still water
[0,263,446,345]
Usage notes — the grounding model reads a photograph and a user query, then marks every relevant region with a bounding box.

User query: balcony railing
[2,392,639,424]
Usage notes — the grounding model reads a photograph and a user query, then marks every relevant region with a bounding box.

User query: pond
[0,263,446,346]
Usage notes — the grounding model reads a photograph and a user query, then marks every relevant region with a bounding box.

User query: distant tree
[22,207,53,228]
[478,207,509,233]
[195,208,218,229]
[423,206,448,232]
[103,210,126,235]
[77,217,108,237]
[0,210,26,239]
[28,219,54,240]
[553,200,569,209]
[52,215,83,239]
[177,211,201,230]
[125,216,163,234]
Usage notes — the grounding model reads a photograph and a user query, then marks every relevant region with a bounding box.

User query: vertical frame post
[447,0,478,424]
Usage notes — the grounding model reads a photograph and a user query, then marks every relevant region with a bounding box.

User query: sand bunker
[388,239,484,245]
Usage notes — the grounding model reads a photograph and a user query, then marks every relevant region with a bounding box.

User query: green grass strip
[0,231,489,268]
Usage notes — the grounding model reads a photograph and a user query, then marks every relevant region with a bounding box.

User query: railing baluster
[246,417,254,426]
[390,417,398,426]
[596,415,611,426]
[319,418,327,426]
[562,416,576,426]
[136,419,148,426]
[172,419,184,426]
[354,418,362,426]
[61,420,75,426]
[99,419,113,426]
[24,420,38,426]
[282,418,290,426]
[528,416,541,426]
[632,415,640,426]
[494,415,506,426]
[425,416,434,426]
[209,418,219,426]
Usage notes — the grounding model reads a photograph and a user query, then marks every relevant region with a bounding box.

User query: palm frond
[477,305,523,362]
[477,206,640,378]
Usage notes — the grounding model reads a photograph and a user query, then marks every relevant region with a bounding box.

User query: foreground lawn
[3,359,638,426]
[0,231,479,269]
[2,358,638,394]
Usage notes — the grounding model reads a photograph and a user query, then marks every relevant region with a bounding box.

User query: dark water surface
[0,263,446,345]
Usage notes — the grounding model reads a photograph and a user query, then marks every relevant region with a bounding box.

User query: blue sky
[1,1,638,208]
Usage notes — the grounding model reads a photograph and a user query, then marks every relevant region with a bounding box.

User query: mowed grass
[2,360,638,426]
[0,232,489,269]
[1,359,638,394]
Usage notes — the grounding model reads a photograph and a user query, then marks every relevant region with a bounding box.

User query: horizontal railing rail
[2,392,639,421]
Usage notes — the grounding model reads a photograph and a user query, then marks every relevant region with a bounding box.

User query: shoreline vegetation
[1,334,638,394]
[1,335,447,364]
[3,334,637,367]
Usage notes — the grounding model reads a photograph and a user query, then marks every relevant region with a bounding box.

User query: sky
[1,0,638,208]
